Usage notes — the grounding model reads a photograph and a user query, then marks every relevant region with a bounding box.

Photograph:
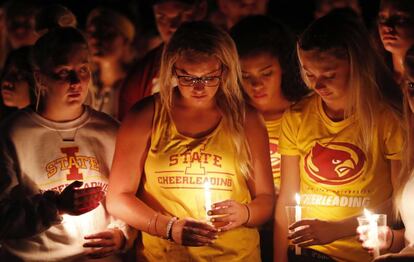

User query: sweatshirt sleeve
[0,127,62,240]
[106,207,138,252]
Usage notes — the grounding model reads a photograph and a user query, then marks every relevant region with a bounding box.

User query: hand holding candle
[357,209,387,258]
[285,193,303,255]
[204,181,212,220]
[294,193,302,255]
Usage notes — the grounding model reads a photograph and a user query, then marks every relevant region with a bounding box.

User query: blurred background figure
[4,0,39,50]
[0,46,35,120]
[0,4,6,71]
[210,0,269,30]
[35,4,77,36]
[118,0,207,120]
[314,0,361,19]
[85,7,136,119]
[376,0,414,85]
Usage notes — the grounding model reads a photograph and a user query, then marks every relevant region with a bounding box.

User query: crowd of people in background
[0,0,413,261]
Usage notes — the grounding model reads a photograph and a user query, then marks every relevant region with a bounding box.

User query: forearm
[333,215,359,239]
[106,192,174,239]
[245,193,274,227]
[0,189,61,239]
[274,199,289,262]
[387,229,405,253]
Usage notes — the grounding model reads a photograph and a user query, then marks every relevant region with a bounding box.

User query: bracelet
[153,213,160,237]
[387,229,394,251]
[147,213,158,234]
[244,204,250,225]
[166,217,178,241]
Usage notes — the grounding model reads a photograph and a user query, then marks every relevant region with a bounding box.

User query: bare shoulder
[244,104,267,135]
[120,94,156,136]
[245,104,265,127]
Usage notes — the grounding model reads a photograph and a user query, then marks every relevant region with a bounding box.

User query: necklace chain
[52,127,80,142]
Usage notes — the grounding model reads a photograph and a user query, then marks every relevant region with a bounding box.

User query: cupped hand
[83,228,125,259]
[357,224,391,254]
[288,219,340,247]
[207,200,249,232]
[57,181,103,216]
[171,218,218,246]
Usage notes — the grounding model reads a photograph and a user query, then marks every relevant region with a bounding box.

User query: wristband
[166,217,178,241]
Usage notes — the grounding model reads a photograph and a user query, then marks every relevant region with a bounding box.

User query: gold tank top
[138,96,260,261]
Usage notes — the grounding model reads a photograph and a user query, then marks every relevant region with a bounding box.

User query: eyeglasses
[173,66,222,87]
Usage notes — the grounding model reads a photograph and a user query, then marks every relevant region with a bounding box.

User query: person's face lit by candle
[35,43,91,109]
[173,54,223,106]
[298,49,350,110]
[378,2,414,57]
[240,52,283,112]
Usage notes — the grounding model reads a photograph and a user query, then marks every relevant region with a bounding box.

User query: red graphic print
[269,137,280,172]
[304,142,366,185]
[61,147,83,180]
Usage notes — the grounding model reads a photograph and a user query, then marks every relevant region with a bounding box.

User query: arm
[289,160,402,248]
[208,108,275,230]
[107,96,163,232]
[274,155,300,262]
[0,137,101,239]
[0,136,60,239]
[243,108,275,227]
[107,96,217,246]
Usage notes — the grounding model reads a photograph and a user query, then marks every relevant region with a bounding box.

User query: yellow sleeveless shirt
[138,97,260,261]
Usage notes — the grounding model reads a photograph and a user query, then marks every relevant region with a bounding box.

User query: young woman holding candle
[0,27,134,261]
[357,46,414,262]
[274,10,403,262]
[106,21,274,261]
[230,15,309,261]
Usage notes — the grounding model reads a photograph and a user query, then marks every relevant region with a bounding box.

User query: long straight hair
[298,9,402,154]
[394,45,414,218]
[158,21,252,178]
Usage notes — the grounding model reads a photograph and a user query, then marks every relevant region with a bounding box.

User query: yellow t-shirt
[265,118,282,190]
[139,97,260,261]
[279,95,402,262]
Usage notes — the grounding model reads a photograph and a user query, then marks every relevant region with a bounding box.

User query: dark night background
[1,0,382,37]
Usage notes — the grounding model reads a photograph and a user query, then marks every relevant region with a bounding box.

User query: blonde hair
[158,21,252,178]
[298,9,401,153]
[394,45,414,218]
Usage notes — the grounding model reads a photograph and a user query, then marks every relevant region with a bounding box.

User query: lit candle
[295,193,302,255]
[364,209,380,258]
[204,181,212,220]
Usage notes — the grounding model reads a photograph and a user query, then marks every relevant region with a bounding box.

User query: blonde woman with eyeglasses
[107,21,274,261]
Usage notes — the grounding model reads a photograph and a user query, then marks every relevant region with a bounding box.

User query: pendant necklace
[51,125,80,143]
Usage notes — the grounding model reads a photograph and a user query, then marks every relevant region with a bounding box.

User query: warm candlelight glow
[363,208,380,258]
[295,193,302,255]
[204,180,212,219]
[295,193,301,206]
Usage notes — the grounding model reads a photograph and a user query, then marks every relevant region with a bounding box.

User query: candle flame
[295,193,300,205]
[204,180,211,190]
[364,208,372,217]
